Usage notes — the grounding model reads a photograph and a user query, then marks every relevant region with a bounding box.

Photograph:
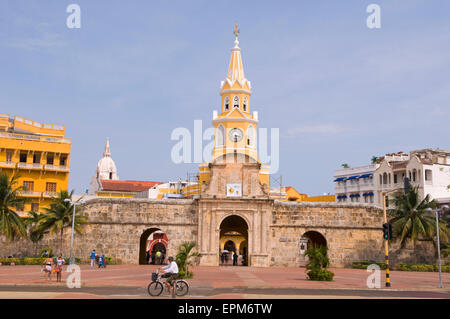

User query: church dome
[94,138,119,181]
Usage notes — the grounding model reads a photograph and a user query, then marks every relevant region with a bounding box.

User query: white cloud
[4,33,67,51]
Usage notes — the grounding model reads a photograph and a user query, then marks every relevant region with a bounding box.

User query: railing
[44,164,69,171]
[17,191,41,197]
[43,192,58,198]
[0,131,71,144]
[17,163,43,170]
[0,161,15,168]
[14,115,65,131]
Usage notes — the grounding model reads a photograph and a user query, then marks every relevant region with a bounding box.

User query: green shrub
[39,247,53,258]
[351,260,386,270]
[352,261,450,273]
[307,269,334,281]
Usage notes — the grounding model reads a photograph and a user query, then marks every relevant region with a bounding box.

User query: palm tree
[0,172,27,241]
[389,187,449,252]
[371,156,378,164]
[341,163,349,168]
[37,190,89,253]
[23,211,46,256]
[175,241,200,278]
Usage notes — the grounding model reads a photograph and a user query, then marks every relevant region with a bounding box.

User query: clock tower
[198,26,270,192]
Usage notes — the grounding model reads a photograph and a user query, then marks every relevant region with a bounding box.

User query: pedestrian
[155,250,162,265]
[233,251,238,266]
[161,250,165,265]
[55,254,65,282]
[90,249,97,268]
[146,250,150,264]
[151,250,155,265]
[220,251,225,264]
[42,256,53,281]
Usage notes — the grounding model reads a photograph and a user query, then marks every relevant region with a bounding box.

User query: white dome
[97,156,117,177]
[88,138,119,194]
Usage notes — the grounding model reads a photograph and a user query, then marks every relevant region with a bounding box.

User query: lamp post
[64,198,83,265]
[426,205,448,289]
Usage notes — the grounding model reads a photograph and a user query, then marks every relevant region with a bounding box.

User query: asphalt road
[0,285,449,299]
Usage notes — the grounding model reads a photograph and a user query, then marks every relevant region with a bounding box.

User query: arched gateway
[219,215,249,266]
[139,228,168,265]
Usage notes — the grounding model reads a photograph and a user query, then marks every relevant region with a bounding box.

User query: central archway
[139,228,168,265]
[219,215,248,266]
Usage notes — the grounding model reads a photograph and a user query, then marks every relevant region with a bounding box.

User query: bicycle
[147,269,189,297]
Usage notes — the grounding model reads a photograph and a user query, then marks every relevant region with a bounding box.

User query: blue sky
[1,0,449,195]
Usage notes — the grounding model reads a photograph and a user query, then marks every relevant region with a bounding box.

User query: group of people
[146,248,166,265]
[90,249,106,268]
[220,250,247,266]
[41,254,65,282]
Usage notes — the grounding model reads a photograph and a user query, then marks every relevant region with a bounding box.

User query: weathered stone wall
[0,197,436,267]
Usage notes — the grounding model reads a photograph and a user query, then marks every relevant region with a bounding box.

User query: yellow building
[0,114,71,213]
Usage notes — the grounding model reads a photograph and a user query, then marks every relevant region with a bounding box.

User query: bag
[151,272,158,282]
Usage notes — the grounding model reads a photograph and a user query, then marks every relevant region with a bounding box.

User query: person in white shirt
[160,256,179,295]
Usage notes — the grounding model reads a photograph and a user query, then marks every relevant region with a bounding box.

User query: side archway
[302,230,327,249]
[139,228,168,265]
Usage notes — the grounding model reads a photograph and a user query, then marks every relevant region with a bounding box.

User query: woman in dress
[55,254,65,282]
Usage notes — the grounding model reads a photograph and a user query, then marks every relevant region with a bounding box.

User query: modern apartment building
[0,114,71,213]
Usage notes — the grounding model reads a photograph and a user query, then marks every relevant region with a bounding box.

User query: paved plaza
[0,265,449,299]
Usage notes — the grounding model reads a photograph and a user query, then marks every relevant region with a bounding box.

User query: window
[47,154,54,165]
[394,174,397,184]
[247,125,255,147]
[233,96,239,108]
[425,169,432,182]
[412,169,416,182]
[243,97,248,111]
[216,125,225,146]
[20,152,27,163]
[33,153,41,164]
[109,172,113,179]
[60,155,67,166]
[16,202,24,211]
[23,181,34,191]
[6,152,12,162]
[31,203,39,212]
[224,96,230,111]
[46,182,56,192]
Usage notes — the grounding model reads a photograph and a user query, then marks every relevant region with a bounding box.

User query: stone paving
[0,264,449,299]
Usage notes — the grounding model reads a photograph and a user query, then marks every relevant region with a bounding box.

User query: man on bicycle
[160,256,178,295]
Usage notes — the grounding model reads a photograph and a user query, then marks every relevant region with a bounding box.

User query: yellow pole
[383,193,391,287]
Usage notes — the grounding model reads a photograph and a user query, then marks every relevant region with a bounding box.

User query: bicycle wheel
[147,281,164,296]
[175,280,189,296]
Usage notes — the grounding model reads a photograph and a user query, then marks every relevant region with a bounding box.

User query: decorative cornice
[220,89,252,95]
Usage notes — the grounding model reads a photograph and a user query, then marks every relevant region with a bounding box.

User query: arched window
[224,96,230,111]
[233,96,239,108]
[247,125,255,147]
[216,124,225,147]
[243,97,248,111]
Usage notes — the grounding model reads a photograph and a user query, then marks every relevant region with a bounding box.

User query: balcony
[0,161,15,169]
[0,131,70,144]
[17,191,41,197]
[17,163,43,170]
[44,164,70,172]
[43,192,58,198]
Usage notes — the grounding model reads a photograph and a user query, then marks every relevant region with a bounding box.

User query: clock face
[229,128,243,142]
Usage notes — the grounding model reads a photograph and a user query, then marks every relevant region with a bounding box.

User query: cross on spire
[233,24,240,38]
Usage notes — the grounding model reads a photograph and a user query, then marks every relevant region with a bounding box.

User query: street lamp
[64,198,84,265]
[426,205,448,289]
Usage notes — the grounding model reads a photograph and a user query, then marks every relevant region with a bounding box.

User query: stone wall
[0,197,437,267]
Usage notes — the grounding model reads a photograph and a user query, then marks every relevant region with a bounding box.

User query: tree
[0,172,27,241]
[341,163,349,169]
[371,156,378,164]
[37,190,89,254]
[23,211,46,256]
[389,187,449,253]
[175,241,200,278]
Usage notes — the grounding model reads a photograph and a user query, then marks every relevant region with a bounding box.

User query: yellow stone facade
[0,114,71,213]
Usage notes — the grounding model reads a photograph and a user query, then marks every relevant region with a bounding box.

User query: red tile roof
[100,180,164,192]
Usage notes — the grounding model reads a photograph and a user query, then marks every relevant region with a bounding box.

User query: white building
[88,138,119,195]
[334,149,450,208]
[334,164,379,204]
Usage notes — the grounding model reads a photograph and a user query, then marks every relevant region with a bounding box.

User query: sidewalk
[0,264,448,292]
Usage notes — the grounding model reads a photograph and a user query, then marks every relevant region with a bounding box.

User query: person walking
[146,250,150,264]
[42,256,53,281]
[233,251,238,266]
[155,250,162,265]
[90,249,97,268]
[55,254,65,282]
[220,251,225,264]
